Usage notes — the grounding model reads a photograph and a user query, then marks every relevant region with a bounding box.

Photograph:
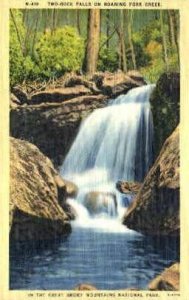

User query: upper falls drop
[61,84,155,182]
[60,84,155,221]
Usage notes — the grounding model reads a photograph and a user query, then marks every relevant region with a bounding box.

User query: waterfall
[60,84,155,222]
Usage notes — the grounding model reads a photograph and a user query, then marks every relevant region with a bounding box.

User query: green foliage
[9,9,180,87]
[9,10,25,86]
[98,35,119,72]
[134,17,179,83]
[140,58,166,83]
[35,27,84,78]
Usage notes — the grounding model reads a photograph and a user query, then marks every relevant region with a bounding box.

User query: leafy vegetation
[35,27,84,79]
[9,9,179,87]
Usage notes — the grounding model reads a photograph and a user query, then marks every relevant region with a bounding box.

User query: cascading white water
[60,84,155,225]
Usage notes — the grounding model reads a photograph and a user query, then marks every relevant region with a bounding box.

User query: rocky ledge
[10,137,77,242]
[123,126,179,236]
[149,263,180,291]
[10,71,145,166]
[73,263,179,291]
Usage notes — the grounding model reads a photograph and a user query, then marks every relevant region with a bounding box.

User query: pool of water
[10,221,179,290]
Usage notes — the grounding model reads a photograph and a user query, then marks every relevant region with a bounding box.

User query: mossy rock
[150,72,180,158]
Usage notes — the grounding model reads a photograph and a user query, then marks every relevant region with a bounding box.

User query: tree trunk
[160,10,169,71]
[32,11,40,56]
[52,9,57,34]
[85,9,101,75]
[172,10,180,62]
[127,11,136,69]
[117,10,127,72]
[106,10,111,49]
[168,10,176,47]
[76,10,81,35]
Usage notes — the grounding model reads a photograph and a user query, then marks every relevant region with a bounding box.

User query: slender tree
[76,10,81,35]
[168,10,176,48]
[52,9,57,34]
[160,10,168,71]
[85,9,101,75]
[117,10,127,72]
[127,11,136,69]
[32,11,40,56]
[106,10,111,49]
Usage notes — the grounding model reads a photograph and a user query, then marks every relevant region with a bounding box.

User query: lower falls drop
[60,84,155,225]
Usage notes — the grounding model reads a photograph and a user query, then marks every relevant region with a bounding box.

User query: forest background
[10,9,180,87]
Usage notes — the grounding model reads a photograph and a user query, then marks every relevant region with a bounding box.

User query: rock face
[150,72,180,158]
[123,126,179,236]
[10,94,108,166]
[10,71,145,166]
[30,85,91,105]
[10,137,75,242]
[93,70,146,97]
[148,263,180,291]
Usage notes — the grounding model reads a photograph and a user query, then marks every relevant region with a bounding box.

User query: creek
[10,85,179,290]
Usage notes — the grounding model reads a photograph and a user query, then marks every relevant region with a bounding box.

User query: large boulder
[10,137,75,242]
[84,191,117,216]
[148,263,180,291]
[150,72,180,158]
[123,126,179,236]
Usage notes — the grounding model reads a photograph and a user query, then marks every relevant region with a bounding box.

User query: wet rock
[148,263,180,291]
[74,283,98,290]
[116,181,142,194]
[30,85,91,105]
[123,126,179,236]
[150,72,180,158]
[84,191,117,216]
[10,137,72,242]
[54,175,78,200]
[61,202,77,220]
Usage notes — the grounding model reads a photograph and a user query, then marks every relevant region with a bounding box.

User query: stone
[10,93,21,108]
[10,137,72,242]
[54,175,78,199]
[148,263,180,291]
[84,191,117,216]
[93,70,146,97]
[150,72,180,158]
[12,86,28,104]
[30,85,91,105]
[74,283,97,290]
[116,181,142,194]
[123,126,179,236]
